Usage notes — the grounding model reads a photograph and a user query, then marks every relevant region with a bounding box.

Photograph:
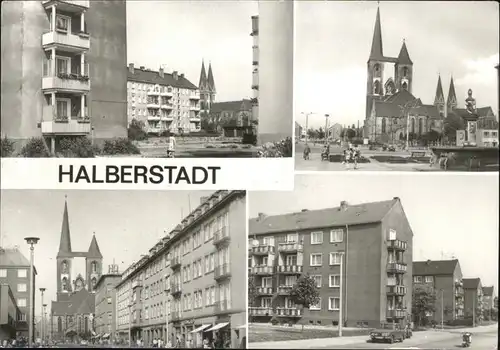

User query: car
[369,324,406,343]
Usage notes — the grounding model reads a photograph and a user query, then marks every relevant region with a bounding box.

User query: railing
[213,227,229,245]
[387,240,407,251]
[42,61,90,91]
[147,115,161,121]
[257,287,273,295]
[387,262,407,274]
[161,114,174,121]
[214,263,231,280]
[249,307,272,316]
[275,307,302,317]
[386,286,407,296]
[189,93,200,100]
[276,265,303,274]
[41,119,91,134]
[387,309,406,318]
[278,242,303,253]
[148,90,160,96]
[147,102,160,109]
[277,285,293,294]
[214,300,230,313]
[189,106,200,111]
[251,245,275,255]
[42,31,90,50]
[160,90,173,97]
[170,256,181,269]
[250,266,273,275]
[161,103,174,109]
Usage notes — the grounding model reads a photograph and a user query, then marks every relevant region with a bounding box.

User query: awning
[102,333,110,339]
[205,322,229,332]
[190,324,211,333]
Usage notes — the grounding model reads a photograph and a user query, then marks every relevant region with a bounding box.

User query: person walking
[167,134,176,158]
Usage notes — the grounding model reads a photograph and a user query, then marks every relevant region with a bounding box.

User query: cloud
[456,53,499,87]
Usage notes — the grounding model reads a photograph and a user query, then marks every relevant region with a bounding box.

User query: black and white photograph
[0,189,248,348]
[247,174,498,349]
[294,1,499,171]
[1,0,293,159]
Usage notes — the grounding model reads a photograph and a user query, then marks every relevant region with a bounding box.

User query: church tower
[394,40,413,93]
[366,6,386,119]
[434,75,445,117]
[199,60,216,118]
[56,198,73,300]
[207,62,216,103]
[85,233,103,293]
[447,76,458,112]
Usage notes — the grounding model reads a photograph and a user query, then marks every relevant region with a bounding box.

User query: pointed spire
[199,60,207,90]
[397,40,413,65]
[207,62,216,93]
[87,233,103,259]
[57,198,72,257]
[434,75,445,105]
[369,6,384,61]
[447,76,457,110]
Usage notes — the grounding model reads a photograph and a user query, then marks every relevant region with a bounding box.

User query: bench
[411,151,426,158]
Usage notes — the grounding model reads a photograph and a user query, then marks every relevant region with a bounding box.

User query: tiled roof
[413,259,458,276]
[249,198,399,236]
[374,100,401,117]
[384,89,416,106]
[211,100,252,114]
[482,286,494,296]
[127,67,197,90]
[51,288,95,316]
[421,104,441,119]
[0,248,30,267]
[463,278,481,289]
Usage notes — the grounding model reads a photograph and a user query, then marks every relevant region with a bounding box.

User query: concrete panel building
[248,198,413,328]
[94,265,121,342]
[463,278,484,322]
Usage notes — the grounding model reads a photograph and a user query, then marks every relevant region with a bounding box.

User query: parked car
[369,324,406,343]
[382,144,396,151]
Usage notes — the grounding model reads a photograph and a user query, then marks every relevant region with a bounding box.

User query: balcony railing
[189,106,200,111]
[147,90,160,96]
[161,103,174,110]
[386,286,407,296]
[42,30,90,51]
[387,309,406,318]
[276,265,303,274]
[170,283,182,296]
[170,256,181,269]
[257,287,273,295]
[41,119,90,135]
[161,115,174,121]
[214,263,231,280]
[189,93,200,100]
[387,262,407,274]
[213,227,230,245]
[214,300,230,313]
[249,307,273,316]
[160,90,173,97]
[170,311,180,321]
[42,71,90,92]
[387,240,408,251]
[251,245,275,255]
[278,242,303,253]
[251,266,273,275]
[190,116,201,122]
[277,286,293,295]
[147,115,161,121]
[147,102,160,109]
[275,307,302,317]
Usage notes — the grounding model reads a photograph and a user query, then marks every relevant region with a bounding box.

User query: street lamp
[399,99,420,150]
[128,301,133,348]
[24,236,40,348]
[39,288,46,343]
[301,112,314,143]
[339,252,344,337]
[440,289,444,330]
[324,114,330,142]
[43,305,47,345]
[164,288,170,347]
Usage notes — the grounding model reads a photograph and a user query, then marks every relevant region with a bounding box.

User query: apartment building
[482,286,496,320]
[463,278,484,321]
[0,247,37,338]
[127,64,201,134]
[250,15,259,126]
[412,259,464,322]
[0,0,128,153]
[115,191,246,348]
[248,198,413,328]
[94,264,121,342]
[0,283,21,340]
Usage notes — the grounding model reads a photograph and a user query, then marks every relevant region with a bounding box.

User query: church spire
[57,197,72,257]
[199,60,208,91]
[368,6,384,61]
[447,76,457,110]
[87,232,103,259]
[207,62,216,93]
[397,40,413,65]
[434,75,445,106]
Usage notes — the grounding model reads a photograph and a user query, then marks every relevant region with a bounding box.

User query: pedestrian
[167,133,176,158]
[353,144,360,169]
[303,143,311,160]
[202,338,210,349]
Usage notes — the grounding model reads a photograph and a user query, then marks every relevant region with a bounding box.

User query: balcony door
[56,98,71,119]
[261,297,272,308]
[56,56,70,75]
[285,255,297,266]
[262,277,272,288]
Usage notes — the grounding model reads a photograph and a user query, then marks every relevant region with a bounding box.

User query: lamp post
[39,288,46,343]
[42,304,47,345]
[24,237,40,348]
[324,114,330,142]
[440,289,444,330]
[399,99,420,150]
[164,288,170,347]
[339,252,344,337]
[128,302,133,348]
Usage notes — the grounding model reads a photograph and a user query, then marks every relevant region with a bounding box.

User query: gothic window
[374,63,381,78]
[418,119,423,135]
[403,67,408,77]
[399,132,404,140]
[91,277,97,290]
[57,317,62,332]
[62,277,68,291]
[84,316,89,333]
[402,81,408,90]
[78,317,83,333]
[411,119,415,134]
[62,261,68,274]
[91,261,98,273]
[382,118,387,133]
[373,80,382,95]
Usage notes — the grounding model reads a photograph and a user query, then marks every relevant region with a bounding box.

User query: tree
[289,274,320,309]
[443,114,465,141]
[248,276,258,307]
[317,127,325,140]
[307,128,317,140]
[346,128,356,140]
[412,286,437,327]
[127,118,148,141]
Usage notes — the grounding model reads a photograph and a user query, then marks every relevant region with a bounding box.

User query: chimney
[393,197,400,201]
[257,212,266,221]
[128,63,134,74]
[180,73,184,79]
[426,259,431,265]
[340,201,348,211]
[140,66,145,70]
[301,209,308,212]
[173,71,178,80]
[159,67,164,78]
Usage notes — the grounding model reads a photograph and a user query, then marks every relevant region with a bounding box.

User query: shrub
[270,317,279,325]
[102,138,140,155]
[1,136,15,157]
[59,137,95,158]
[19,137,50,158]
[128,119,148,141]
[257,137,293,158]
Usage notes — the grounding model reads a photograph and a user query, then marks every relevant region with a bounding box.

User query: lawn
[370,155,430,164]
[248,325,371,343]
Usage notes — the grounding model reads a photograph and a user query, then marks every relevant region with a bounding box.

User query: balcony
[147,90,160,96]
[386,286,407,296]
[170,257,181,269]
[277,286,293,295]
[214,263,231,281]
[41,118,90,135]
[214,300,231,314]
[387,262,407,274]
[42,72,90,92]
[256,287,273,295]
[131,281,142,289]
[249,307,273,317]
[275,307,302,318]
[161,103,174,110]
[160,90,173,97]
[190,116,201,123]
[251,245,275,255]
[170,283,182,296]
[189,106,200,111]
[213,227,230,245]
[42,31,90,52]
[387,309,406,318]
[42,0,90,11]
[147,102,160,109]
[170,311,181,321]
[251,266,273,275]
[147,115,161,121]
[189,93,200,100]
[387,240,408,251]
[278,242,303,253]
[276,265,303,274]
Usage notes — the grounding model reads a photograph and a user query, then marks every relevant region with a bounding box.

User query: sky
[249,174,499,293]
[295,1,500,129]
[126,1,257,101]
[0,189,214,317]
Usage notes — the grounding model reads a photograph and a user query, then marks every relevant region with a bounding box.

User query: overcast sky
[127,1,257,101]
[249,174,499,293]
[0,190,214,317]
[295,1,500,129]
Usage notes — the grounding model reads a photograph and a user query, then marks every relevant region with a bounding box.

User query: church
[50,199,103,342]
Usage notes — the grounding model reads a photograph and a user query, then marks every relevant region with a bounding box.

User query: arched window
[403,67,408,77]
[374,63,381,78]
[418,119,423,135]
[373,80,382,95]
[84,316,89,333]
[382,118,387,133]
[91,277,97,290]
[62,261,68,274]
[399,132,404,140]
[91,261,97,273]
[402,81,408,90]
[411,119,415,134]
[78,316,83,333]
[57,317,62,332]
[62,277,68,291]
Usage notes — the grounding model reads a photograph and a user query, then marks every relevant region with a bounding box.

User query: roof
[421,104,441,119]
[483,286,494,296]
[0,248,31,267]
[383,89,416,106]
[374,100,401,117]
[58,200,72,257]
[51,288,95,315]
[249,198,400,236]
[199,61,208,90]
[447,77,457,106]
[463,278,481,289]
[127,66,197,90]
[434,76,444,105]
[95,273,121,289]
[207,63,216,92]
[397,41,413,65]
[368,7,384,61]
[413,259,458,276]
[87,234,102,259]
[211,100,252,114]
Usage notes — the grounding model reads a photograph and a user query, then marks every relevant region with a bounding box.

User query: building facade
[0,247,37,339]
[248,198,414,328]
[94,265,121,342]
[412,259,464,323]
[475,129,499,147]
[115,191,247,348]
[0,0,128,153]
[209,100,253,137]
[328,123,343,142]
[482,286,496,320]
[251,15,259,128]
[0,284,21,340]
[127,64,201,134]
[463,278,484,322]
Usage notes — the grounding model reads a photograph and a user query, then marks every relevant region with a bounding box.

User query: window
[312,275,322,288]
[262,277,272,288]
[329,275,340,287]
[261,297,272,308]
[17,269,27,278]
[55,15,69,32]
[56,57,69,74]
[285,255,297,266]
[330,229,343,243]
[17,284,27,292]
[311,231,323,244]
[310,253,322,266]
[329,252,342,265]
[413,276,422,283]
[18,313,27,322]
[285,275,297,286]
[425,276,433,283]
[389,229,397,241]
[0,269,7,277]
[328,297,340,310]
[309,298,321,310]
[107,297,112,304]
[17,298,27,307]
[287,233,298,243]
